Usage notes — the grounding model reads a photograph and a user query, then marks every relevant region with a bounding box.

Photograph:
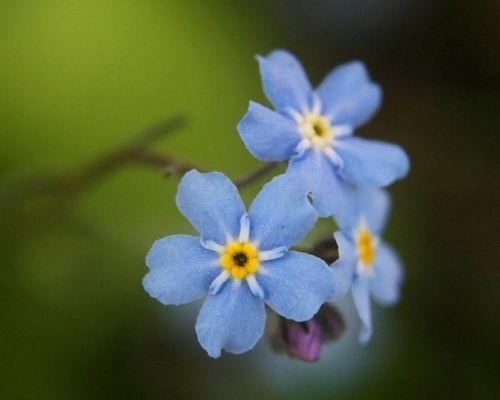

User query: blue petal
[176,170,245,244]
[352,278,373,344]
[357,188,391,234]
[195,281,266,358]
[371,242,404,306]
[336,187,391,236]
[258,251,334,321]
[144,235,220,305]
[257,49,312,113]
[237,101,301,161]
[331,231,357,299]
[316,61,382,127]
[286,149,356,218]
[248,174,318,250]
[336,137,410,187]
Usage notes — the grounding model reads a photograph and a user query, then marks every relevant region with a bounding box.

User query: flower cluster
[143,50,409,359]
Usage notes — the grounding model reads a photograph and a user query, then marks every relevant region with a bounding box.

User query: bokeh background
[0,1,498,399]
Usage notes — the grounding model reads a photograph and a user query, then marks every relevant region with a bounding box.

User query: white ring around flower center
[203,213,287,298]
[288,96,353,159]
[298,113,334,148]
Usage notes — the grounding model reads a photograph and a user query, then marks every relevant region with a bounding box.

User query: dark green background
[0,1,498,399]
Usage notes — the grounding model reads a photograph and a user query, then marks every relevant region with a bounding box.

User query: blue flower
[332,188,404,343]
[238,49,410,217]
[143,170,334,358]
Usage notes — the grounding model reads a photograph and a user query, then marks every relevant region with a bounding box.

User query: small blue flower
[332,188,404,343]
[144,170,334,358]
[238,49,410,217]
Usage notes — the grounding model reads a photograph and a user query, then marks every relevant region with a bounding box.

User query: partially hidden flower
[332,188,404,343]
[143,170,335,358]
[269,304,345,363]
[238,49,410,218]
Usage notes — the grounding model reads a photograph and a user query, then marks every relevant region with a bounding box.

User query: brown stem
[131,150,195,177]
[62,116,190,190]
[235,162,279,189]
[0,116,190,209]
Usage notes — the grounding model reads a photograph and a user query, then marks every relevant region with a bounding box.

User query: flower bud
[287,319,323,362]
[268,304,345,362]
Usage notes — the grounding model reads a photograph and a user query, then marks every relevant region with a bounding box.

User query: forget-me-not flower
[332,188,404,343]
[143,170,334,358]
[238,50,410,217]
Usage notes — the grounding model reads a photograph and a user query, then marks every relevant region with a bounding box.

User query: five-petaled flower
[143,170,335,358]
[332,188,404,343]
[238,49,410,218]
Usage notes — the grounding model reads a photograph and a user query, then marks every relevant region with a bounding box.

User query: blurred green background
[0,1,498,399]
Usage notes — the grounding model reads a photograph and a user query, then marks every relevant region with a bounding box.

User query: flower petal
[316,61,382,127]
[336,187,391,235]
[352,278,373,343]
[144,235,219,305]
[286,149,356,218]
[257,49,312,113]
[237,101,301,161]
[248,174,317,250]
[335,137,410,187]
[371,242,404,306]
[331,231,357,299]
[176,170,245,244]
[195,281,266,358]
[258,251,334,321]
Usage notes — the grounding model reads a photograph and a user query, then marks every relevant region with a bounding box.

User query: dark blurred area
[0,1,498,399]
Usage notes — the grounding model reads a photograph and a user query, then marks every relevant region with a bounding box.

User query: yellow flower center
[220,242,260,280]
[357,228,376,269]
[299,113,333,148]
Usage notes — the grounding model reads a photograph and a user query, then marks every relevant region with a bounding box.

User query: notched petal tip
[179,168,202,180]
[325,60,371,85]
[304,197,318,219]
[256,48,293,62]
[344,60,369,77]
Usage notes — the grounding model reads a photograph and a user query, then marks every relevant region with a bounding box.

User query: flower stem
[0,116,189,209]
[235,162,280,189]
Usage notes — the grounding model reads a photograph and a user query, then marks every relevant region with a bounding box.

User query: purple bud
[287,320,323,362]
[267,304,345,363]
